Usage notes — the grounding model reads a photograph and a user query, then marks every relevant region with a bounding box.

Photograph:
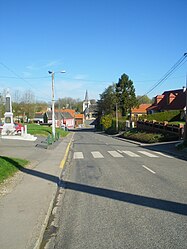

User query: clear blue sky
[0,0,187,102]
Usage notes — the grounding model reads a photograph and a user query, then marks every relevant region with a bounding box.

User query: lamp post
[48,70,66,139]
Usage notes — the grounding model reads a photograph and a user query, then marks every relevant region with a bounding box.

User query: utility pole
[116,102,118,132]
[48,70,66,139]
[51,72,55,138]
[184,73,187,144]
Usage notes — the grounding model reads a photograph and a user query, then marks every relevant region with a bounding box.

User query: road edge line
[60,133,74,169]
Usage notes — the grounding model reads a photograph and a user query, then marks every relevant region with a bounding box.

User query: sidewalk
[0,133,73,249]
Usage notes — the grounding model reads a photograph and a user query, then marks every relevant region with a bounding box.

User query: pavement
[0,131,186,249]
[0,133,74,249]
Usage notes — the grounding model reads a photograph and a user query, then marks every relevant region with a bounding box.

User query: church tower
[83,90,91,119]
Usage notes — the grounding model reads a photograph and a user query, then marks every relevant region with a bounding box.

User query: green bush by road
[140,110,181,122]
[120,129,179,143]
[0,157,29,184]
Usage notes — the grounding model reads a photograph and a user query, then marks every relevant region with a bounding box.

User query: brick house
[147,88,186,117]
[75,113,84,127]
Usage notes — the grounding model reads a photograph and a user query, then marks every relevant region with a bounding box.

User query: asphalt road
[44,130,187,249]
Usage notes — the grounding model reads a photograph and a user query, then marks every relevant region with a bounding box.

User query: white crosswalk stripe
[73,152,84,159]
[73,150,173,159]
[138,151,159,158]
[122,150,140,157]
[108,151,124,158]
[154,151,173,158]
[91,151,104,158]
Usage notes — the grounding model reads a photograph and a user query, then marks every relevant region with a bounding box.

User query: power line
[142,53,187,97]
[0,62,51,101]
[0,73,186,83]
[0,62,35,89]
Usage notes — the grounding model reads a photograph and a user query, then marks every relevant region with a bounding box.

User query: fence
[136,120,184,139]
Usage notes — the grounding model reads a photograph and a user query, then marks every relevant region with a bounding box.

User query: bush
[140,110,181,122]
[100,115,113,130]
[121,129,179,143]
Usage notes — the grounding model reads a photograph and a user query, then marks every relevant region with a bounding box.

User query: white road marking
[117,150,123,153]
[142,165,156,174]
[73,152,84,159]
[108,151,124,158]
[91,151,104,158]
[154,151,173,158]
[122,150,140,157]
[138,151,159,157]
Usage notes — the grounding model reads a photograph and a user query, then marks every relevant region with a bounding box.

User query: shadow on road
[2,156,186,217]
[62,181,187,216]
[141,141,187,161]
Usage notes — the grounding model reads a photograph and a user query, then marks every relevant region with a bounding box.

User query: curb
[114,136,187,160]
[60,134,74,169]
[34,133,74,249]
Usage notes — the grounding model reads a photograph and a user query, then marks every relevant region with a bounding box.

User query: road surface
[43,130,187,249]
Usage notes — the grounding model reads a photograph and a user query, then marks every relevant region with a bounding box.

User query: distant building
[75,113,84,128]
[131,104,152,120]
[82,90,98,120]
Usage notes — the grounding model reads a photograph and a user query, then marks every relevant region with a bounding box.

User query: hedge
[140,110,181,122]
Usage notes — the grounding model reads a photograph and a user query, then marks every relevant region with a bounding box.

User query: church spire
[85,90,88,102]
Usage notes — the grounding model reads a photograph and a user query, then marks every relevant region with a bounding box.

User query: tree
[21,90,36,121]
[35,101,48,112]
[55,97,83,112]
[116,73,137,117]
[137,95,152,104]
[97,84,116,116]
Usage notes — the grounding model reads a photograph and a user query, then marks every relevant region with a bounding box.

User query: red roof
[147,89,186,112]
[132,104,151,114]
[75,113,84,119]
[57,109,75,117]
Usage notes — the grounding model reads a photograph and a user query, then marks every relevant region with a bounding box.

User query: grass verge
[0,156,29,184]
[27,124,69,137]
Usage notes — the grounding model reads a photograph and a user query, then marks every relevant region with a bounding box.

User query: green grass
[26,124,69,137]
[0,157,29,184]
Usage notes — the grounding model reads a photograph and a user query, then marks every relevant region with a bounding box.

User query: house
[75,113,84,127]
[61,111,74,129]
[147,88,186,115]
[60,109,75,129]
[131,104,152,120]
[44,111,75,129]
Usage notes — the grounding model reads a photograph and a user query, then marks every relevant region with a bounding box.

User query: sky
[0,0,187,103]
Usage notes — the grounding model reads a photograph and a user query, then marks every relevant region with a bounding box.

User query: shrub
[140,110,181,122]
[121,129,179,143]
[100,114,113,130]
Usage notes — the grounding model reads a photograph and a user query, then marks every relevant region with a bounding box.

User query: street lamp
[48,70,66,139]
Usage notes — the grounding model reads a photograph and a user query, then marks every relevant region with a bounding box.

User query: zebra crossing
[73,150,173,160]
